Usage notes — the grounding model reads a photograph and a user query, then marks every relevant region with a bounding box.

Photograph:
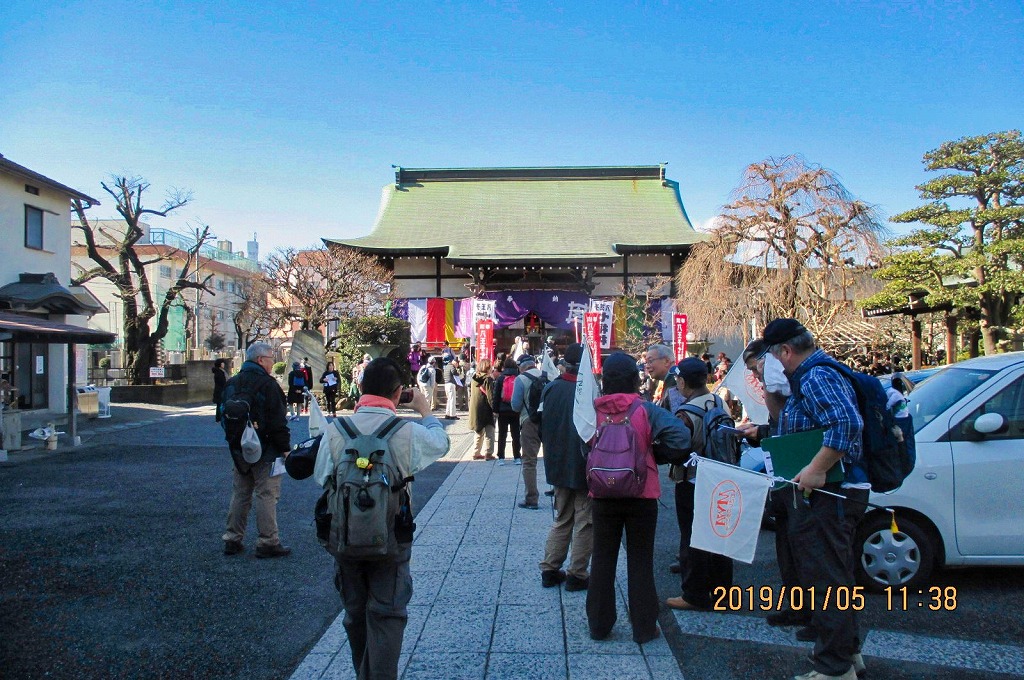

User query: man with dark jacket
[538,343,592,590]
[221,342,292,558]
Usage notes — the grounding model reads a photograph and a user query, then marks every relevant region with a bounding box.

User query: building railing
[148,228,262,273]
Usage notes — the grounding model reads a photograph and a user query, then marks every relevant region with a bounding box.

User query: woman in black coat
[212,358,227,422]
[320,361,341,417]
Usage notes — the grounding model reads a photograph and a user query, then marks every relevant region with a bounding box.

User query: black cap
[517,354,536,367]
[563,343,584,365]
[762,318,808,346]
[602,352,637,378]
[676,357,708,383]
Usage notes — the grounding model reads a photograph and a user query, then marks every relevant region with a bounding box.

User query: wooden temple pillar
[944,314,958,365]
[911,316,923,370]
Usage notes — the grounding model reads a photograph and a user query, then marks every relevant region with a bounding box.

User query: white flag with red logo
[690,458,772,564]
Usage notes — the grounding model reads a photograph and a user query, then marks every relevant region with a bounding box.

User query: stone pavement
[289,417,684,680]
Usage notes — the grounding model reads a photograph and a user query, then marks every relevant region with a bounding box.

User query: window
[158,265,173,278]
[952,375,1024,442]
[25,206,43,249]
[25,184,39,195]
[217,280,225,291]
[217,311,225,320]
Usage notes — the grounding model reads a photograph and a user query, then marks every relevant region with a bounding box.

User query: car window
[950,374,1024,441]
[906,367,997,433]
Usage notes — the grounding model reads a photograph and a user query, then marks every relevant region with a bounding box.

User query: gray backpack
[319,415,411,560]
[679,394,740,466]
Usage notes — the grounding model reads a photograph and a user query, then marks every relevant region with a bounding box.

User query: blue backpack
[794,356,915,493]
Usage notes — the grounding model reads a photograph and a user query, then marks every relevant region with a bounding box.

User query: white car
[856,351,1024,590]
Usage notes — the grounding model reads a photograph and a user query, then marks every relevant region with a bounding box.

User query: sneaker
[806,653,866,678]
[565,575,589,592]
[792,667,856,680]
[485,455,496,461]
[514,458,522,466]
[767,608,812,627]
[223,541,244,556]
[541,569,566,588]
[498,460,507,466]
[796,625,818,642]
[518,502,540,510]
[472,454,486,460]
[255,544,292,559]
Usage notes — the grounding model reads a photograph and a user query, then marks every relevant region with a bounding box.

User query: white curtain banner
[473,298,496,323]
[408,299,428,343]
[589,299,615,349]
[690,458,772,564]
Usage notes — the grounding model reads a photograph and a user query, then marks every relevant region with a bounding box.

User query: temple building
[327,165,704,352]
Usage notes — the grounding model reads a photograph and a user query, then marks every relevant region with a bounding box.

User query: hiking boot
[544,488,555,497]
[541,570,566,588]
[485,455,496,461]
[472,454,486,460]
[796,625,818,642]
[806,653,866,678]
[255,544,292,559]
[223,541,244,556]
[565,575,589,592]
[792,667,856,680]
[767,608,811,627]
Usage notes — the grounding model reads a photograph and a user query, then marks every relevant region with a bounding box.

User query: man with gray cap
[538,343,592,590]
[510,352,545,509]
[220,342,292,558]
[762,318,867,680]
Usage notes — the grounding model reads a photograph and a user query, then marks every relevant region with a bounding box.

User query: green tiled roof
[328,166,703,262]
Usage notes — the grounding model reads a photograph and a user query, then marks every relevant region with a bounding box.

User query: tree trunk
[944,314,957,365]
[911,317,922,369]
[968,329,981,358]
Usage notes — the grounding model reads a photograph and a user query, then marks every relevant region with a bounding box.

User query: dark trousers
[586,498,659,643]
[496,411,521,460]
[771,487,805,615]
[787,483,867,676]
[675,481,733,609]
[336,544,413,680]
[324,388,338,415]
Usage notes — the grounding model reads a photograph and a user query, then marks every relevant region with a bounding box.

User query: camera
[399,389,414,404]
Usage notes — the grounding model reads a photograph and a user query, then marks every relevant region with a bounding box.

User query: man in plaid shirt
[764,318,868,680]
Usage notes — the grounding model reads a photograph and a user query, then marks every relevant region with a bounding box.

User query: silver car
[856,351,1024,590]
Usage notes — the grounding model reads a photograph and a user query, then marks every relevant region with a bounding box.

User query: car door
[948,370,1024,556]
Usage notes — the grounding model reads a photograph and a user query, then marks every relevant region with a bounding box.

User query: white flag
[308,394,328,437]
[541,351,559,381]
[690,458,772,564]
[721,361,769,425]
[573,335,599,443]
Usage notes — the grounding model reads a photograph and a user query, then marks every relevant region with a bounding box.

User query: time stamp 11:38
[711,586,958,612]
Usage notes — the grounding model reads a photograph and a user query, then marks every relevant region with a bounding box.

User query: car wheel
[855,514,936,592]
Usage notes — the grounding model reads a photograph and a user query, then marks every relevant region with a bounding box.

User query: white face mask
[762,353,791,397]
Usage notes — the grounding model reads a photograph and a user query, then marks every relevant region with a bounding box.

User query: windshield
[907,367,997,432]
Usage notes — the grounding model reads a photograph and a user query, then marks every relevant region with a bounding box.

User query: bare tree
[231,277,280,349]
[72,175,213,384]
[675,156,888,348]
[264,245,394,347]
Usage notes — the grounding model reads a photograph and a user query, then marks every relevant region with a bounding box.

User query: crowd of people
[219,319,878,680]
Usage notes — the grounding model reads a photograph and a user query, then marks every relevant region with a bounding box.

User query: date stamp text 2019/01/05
[711,586,958,612]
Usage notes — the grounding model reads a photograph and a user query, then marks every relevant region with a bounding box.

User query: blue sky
[2,1,1021,256]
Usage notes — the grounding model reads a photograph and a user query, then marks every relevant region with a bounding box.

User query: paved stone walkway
[289,419,683,680]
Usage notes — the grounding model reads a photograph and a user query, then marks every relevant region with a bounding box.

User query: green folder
[761,428,844,490]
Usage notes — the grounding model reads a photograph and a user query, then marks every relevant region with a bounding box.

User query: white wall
[0,173,73,286]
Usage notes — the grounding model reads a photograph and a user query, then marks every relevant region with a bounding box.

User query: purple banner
[481,290,590,330]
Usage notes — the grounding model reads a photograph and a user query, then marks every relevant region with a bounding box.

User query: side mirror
[973,412,1007,435]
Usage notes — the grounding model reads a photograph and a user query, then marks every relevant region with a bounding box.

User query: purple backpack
[586,401,649,498]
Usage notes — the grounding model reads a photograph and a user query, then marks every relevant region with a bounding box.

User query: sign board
[35,355,45,375]
[476,319,494,363]
[589,299,615,349]
[584,312,602,373]
[149,366,165,378]
[673,314,689,363]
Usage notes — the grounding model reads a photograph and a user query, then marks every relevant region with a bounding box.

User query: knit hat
[517,354,536,367]
[563,343,584,366]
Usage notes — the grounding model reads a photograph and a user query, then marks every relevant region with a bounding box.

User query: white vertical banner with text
[690,458,772,564]
[589,299,615,349]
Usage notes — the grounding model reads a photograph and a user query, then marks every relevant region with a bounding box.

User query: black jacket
[212,366,227,404]
[491,368,519,414]
[223,360,291,462]
[539,374,589,490]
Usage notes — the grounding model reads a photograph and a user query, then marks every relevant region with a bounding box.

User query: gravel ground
[0,406,455,680]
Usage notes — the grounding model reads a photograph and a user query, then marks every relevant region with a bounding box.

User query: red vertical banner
[584,312,602,373]
[673,314,688,363]
[476,320,494,363]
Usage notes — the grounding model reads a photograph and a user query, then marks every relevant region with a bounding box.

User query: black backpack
[221,378,265,471]
[679,394,740,465]
[794,356,914,493]
[524,373,549,424]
